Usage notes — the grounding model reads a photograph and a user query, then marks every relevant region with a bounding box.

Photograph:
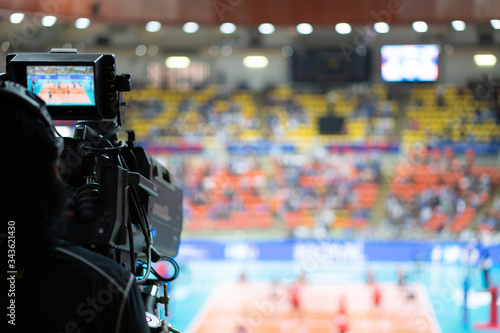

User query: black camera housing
[4,49,183,262]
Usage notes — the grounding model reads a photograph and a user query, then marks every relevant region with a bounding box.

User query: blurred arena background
[2,1,500,332]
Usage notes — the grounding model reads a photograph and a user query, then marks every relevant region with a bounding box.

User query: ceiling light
[451,20,466,31]
[297,23,313,35]
[148,45,159,56]
[75,18,90,29]
[491,19,500,30]
[146,21,161,32]
[282,46,293,57]
[183,22,199,33]
[220,22,236,34]
[165,56,191,68]
[42,15,57,27]
[335,23,352,34]
[243,56,269,68]
[135,45,147,56]
[10,13,24,24]
[220,45,233,56]
[258,23,275,35]
[374,22,390,33]
[2,42,10,52]
[412,21,428,33]
[208,45,220,56]
[444,44,454,55]
[474,54,497,66]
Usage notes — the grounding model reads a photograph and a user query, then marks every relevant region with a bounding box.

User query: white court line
[417,282,443,333]
[184,282,225,333]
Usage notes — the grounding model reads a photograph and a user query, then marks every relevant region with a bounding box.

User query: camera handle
[142,283,182,333]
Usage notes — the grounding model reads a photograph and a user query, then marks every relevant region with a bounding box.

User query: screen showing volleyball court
[26,65,95,106]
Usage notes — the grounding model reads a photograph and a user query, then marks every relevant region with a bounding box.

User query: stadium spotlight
[335,23,352,34]
[491,19,500,29]
[374,22,390,33]
[220,22,236,34]
[146,21,162,32]
[243,56,269,68]
[42,15,57,27]
[451,20,466,31]
[183,22,199,33]
[10,13,24,24]
[258,23,275,35]
[166,56,191,68]
[75,18,91,29]
[474,54,497,66]
[412,21,428,33]
[297,23,313,34]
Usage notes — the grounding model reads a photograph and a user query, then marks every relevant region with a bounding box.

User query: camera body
[4,49,183,266]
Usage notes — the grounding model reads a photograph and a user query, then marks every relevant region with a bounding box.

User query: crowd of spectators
[128,98,163,119]
[478,196,500,232]
[128,86,261,142]
[163,152,382,232]
[261,83,396,140]
[167,92,260,139]
[343,83,396,118]
[125,83,400,145]
[278,153,380,211]
[406,83,500,147]
[277,152,381,234]
[165,155,270,224]
[385,145,496,234]
[263,93,309,137]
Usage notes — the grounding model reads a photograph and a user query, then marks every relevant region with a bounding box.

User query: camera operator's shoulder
[53,242,135,288]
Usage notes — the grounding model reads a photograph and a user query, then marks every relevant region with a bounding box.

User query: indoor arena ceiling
[2,0,500,25]
[0,0,499,53]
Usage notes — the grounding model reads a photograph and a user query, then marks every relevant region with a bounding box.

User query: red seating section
[390,160,500,233]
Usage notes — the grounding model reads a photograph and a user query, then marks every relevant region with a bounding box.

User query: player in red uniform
[289,282,301,311]
[289,274,306,315]
[235,323,249,333]
[373,283,382,308]
[333,295,348,333]
[333,312,348,333]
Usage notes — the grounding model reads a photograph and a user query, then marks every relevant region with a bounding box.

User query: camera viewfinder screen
[27,65,95,106]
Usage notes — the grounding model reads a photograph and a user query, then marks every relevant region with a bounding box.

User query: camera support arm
[128,171,159,197]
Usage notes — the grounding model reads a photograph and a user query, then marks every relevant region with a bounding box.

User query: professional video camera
[4,49,183,332]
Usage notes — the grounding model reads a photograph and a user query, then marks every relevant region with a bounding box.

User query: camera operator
[0,80,153,332]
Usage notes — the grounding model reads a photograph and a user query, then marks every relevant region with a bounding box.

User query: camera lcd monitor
[380,44,439,82]
[26,65,96,106]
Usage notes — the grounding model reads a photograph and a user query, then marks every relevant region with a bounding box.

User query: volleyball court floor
[187,281,439,333]
[166,261,500,333]
[35,81,93,105]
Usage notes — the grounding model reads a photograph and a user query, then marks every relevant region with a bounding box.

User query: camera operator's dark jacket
[13,241,150,333]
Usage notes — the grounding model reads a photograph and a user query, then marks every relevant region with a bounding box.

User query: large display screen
[381,44,440,82]
[293,48,371,82]
[26,65,95,106]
